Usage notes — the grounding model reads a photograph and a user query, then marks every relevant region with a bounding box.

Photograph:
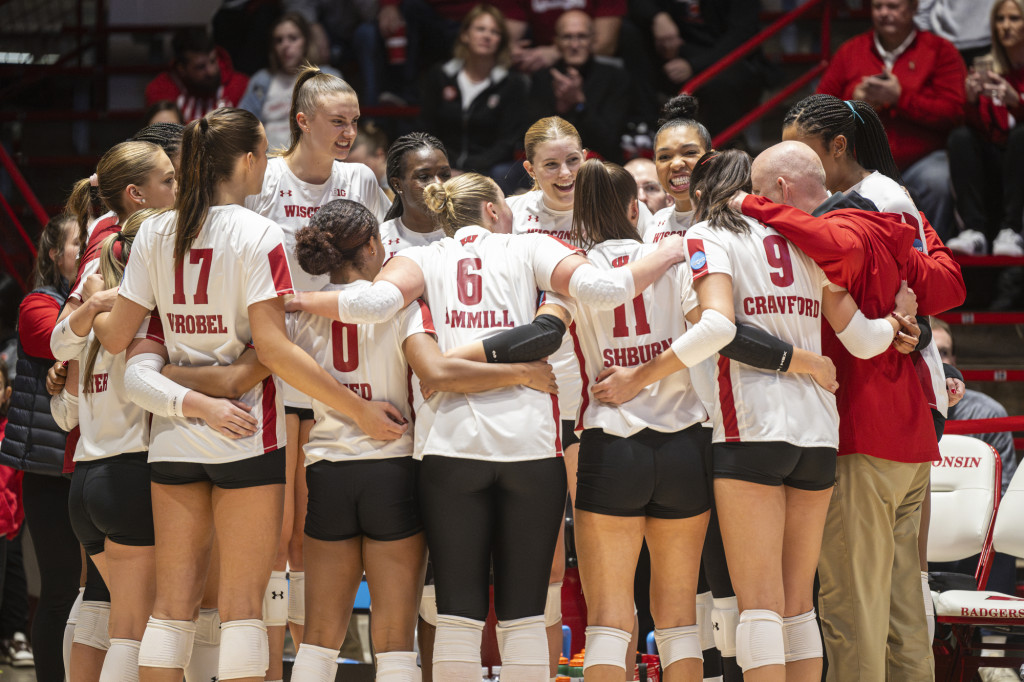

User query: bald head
[555,10,594,66]
[751,141,829,214]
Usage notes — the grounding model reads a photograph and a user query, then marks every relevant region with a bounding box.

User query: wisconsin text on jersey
[742,295,821,318]
[521,221,572,241]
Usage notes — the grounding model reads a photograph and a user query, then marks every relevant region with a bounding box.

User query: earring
[141,198,146,204]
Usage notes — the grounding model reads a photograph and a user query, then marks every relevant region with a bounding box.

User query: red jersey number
[173,249,214,305]
[762,236,794,288]
[612,295,652,338]
[331,321,359,372]
[457,258,483,305]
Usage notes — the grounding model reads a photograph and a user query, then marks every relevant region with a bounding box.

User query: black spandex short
[150,448,286,489]
[69,452,154,556]
[561,420,580,451]
[575,425,711,519]
[713,441,836,490]
[285,405,315,422]
[305,457,422,542]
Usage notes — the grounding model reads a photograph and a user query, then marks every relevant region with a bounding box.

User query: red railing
[0,143,47,291]
[681,0,833,148]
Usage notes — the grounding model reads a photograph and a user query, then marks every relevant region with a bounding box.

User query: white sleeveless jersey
[686,216,839,448]
[644,206,696,244]
[245,157,391,407]
[508,189,583,418]
[849,171,948,416]
[567,239,706,437]
[287,281,433,465]
[74,314,164,462]
[398,226,580,461]
[379,217,446,260]
[119,205,294,464]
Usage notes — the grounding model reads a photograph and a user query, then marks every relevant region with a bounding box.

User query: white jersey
[849,170,948,416]
[380,216,446,259]
[288,281,433,464]
[509,190,583,418]
[567,239,706,437]
[73,315,164,462]
[644,206,696,244]
[686,216,839,448]
[119,205,294,464]
[398,225,579,461]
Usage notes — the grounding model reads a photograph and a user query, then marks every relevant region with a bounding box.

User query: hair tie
[698,152,720,168]
[89,173,99,187]
[845,100,865,124]
[111,238,123,263]
[199,117,210,132]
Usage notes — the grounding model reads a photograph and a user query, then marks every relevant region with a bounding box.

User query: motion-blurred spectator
[346,122,395,200]
[0,359,30,669]
[211,0,281,76]
[625,0,764,139]
[916,0,992,62]
[144,101,183,127]
[503,0,625,73]
[284,0,383,104]
[420,4,529,177]
[239,12,341,150]
[145,27,250,123]
[946,0,1024,257]
[527,11,629,162]
[625,157,674,214]
[818,0,966,241]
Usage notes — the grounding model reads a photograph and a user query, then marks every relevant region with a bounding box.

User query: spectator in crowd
[916,0,992,62]
[817,0,967,241]
[946,0,1024,257]
[346,122,395,201]
[144,27,250,123]
[625,157,674,214]
[419,5,529,180]
[527,10,629,163]
[211,0,281,76]
[0,359,31,669]
[284,0,384,104]
[625,0,765,139]
[503,0,625,73]
[239,11,341,150]
[143,100,183,127]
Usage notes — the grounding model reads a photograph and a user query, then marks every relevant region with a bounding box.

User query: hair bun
[422,182,449,216]
[659,94,700,127]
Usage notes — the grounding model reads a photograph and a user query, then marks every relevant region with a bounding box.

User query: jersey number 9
[762,236,794,288]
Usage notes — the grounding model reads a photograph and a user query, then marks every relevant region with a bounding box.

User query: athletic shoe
[5,632,33,667]
[946,228,988,255]
[992,228,1024,257]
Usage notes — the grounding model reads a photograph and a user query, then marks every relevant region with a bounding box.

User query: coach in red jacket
[737,141,965,682]
[145,27,249,123]
[817,0,966,242]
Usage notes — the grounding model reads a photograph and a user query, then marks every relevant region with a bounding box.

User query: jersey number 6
[762,236,794,288]
[457,258,483,305]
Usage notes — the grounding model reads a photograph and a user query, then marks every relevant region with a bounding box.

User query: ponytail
[283,64,357,157]
[571,159,639,249]
[423,173,501,237]
[65,178,96,257]
[689,150,752,235]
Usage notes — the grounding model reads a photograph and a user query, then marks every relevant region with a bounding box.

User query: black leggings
[23,472,81,682]
[0,533,29,638]
[419,456,567,622]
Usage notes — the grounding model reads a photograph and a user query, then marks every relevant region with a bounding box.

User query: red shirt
[145,47,249,123]
[501,0,626,46]
[966,68,1024,145]
[69,215,120,299]
[817,30,966,170]
[741,195,964,463]
[18,293,60,361]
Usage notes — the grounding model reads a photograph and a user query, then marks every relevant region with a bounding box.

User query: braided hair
[383,132,449,222]
[783,94,902,184]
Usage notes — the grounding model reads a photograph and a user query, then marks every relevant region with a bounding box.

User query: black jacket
[527,57,630,164]
[420,59,530,173]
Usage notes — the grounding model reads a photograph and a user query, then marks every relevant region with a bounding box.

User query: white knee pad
[696,591,715,651]
[73,601,111,650]
[543,582,562,627]
[375,650,419,681]
[263,570,289,627]
[654,625,703,668]
[735,610,785,672]
[184,610,220,682]
[433,615,484,682]
[139,617,197,669]
[100,638,141,682]
[64,587,85,681]
[194,608,221,645]
[710,596,738,657]
[419,585,438,626]
[496,615,549,666]
[218,619,269,679]
[292,643,339,681]
[289,571,306,625]
[582,626,631,672]
[782,609,822,663]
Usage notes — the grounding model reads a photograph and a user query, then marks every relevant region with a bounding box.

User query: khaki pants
[818,454,934,682]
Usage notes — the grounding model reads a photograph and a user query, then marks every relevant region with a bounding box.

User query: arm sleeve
[17,294,61,360]
[337,280,405,324]
[481,314,567,362]
[567,263,636,310]
[50,316,91,362]
[50,390,79,432]
[892,38,967,131]
[834,309,895,359]
[670,308,737,367]
[123,353,189,418]
[719,324,795,372]
[903,218,966,315]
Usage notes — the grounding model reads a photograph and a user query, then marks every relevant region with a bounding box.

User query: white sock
[64,587,86,681]
[376,650,419,681]
[184,608,220,682]
[100,639,141,682]
[434,615,485,682]
[292,643,339,681]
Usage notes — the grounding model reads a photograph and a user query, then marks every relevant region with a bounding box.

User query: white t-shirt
[263,73,298,152]
[380,216,446,260]
[848,170,948,416]
[119,205,294,463]
[398,225,579,461]
[73,315,164,462]
[685,216,840,448]
[644,206,695,244]
[568,239,706,437]
[288,280,434,465]
[509,189,583,418]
